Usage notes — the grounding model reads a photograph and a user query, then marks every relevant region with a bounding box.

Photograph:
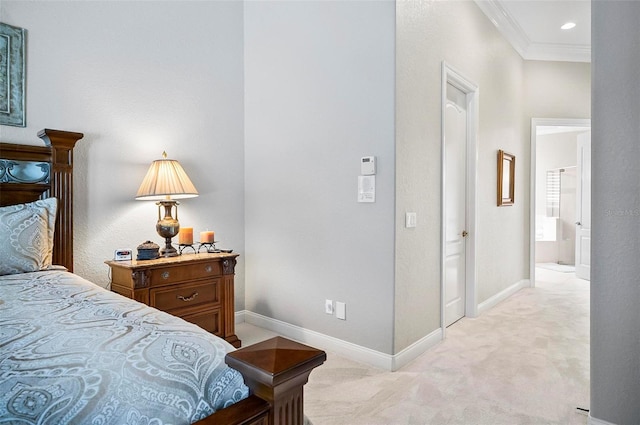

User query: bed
[0,130,325,425]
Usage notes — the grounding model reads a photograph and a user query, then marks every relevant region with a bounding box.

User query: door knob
[462,230,468,237]
[575,221,582,226]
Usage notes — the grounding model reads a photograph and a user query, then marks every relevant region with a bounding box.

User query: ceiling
[474,0,591,62]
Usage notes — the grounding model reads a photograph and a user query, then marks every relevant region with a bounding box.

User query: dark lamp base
[160,240,179,257]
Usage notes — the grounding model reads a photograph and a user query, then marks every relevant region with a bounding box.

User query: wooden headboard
[0,129,84,271]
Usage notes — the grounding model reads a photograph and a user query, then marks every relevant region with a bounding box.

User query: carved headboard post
[37,129,84,272]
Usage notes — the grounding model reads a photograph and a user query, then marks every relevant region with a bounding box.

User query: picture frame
[0,22,26,127]
[497,149,515,206]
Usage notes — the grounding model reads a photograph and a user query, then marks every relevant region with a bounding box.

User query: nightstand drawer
[182,307,222,335]
[105,252,240,347]
[150,261,222,286]
[150,279,220,311]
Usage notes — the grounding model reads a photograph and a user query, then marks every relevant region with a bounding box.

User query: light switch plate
[405,212,417,228]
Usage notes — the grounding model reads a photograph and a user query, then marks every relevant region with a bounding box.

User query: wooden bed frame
[0,130,325,425]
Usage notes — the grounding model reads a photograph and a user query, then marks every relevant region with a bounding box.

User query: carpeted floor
[237,268,590,425]
[536,262,576,273]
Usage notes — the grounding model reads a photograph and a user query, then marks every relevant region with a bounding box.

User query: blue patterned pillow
[0,198,57,275]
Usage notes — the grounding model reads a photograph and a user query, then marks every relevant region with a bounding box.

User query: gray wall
[591,1,640,424]
[0,1,247,308]
[244,1,396,354]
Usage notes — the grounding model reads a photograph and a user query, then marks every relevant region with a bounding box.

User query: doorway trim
[441,61,479,337]
[529,117,591,287]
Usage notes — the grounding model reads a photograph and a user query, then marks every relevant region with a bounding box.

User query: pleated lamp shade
[136,152,198,200]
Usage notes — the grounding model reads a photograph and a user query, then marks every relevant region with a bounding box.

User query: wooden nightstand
[105,252,241,348]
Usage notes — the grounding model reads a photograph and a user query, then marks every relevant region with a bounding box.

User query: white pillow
[0,198,57,276]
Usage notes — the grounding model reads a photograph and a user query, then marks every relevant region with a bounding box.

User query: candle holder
[178,243,198,255]
[198,241,220,253]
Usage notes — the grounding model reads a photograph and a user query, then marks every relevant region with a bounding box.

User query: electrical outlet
[325,299,334,315]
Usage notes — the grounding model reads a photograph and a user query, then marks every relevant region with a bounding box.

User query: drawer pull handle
[205,265,212,273]
[177,292,199,302]
[161,271,170,280]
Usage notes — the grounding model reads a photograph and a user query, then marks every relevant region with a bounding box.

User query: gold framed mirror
[497,149,515,206]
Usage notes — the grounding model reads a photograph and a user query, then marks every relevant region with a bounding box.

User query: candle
[179,227,193,245]
[200,230,215,243]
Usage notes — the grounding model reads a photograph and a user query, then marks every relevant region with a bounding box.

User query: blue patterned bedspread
[0,270,249,424]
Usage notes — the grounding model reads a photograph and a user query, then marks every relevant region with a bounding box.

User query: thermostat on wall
[361,156,376,175]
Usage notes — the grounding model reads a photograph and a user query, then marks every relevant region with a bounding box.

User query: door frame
[441,62,478,336]
[575,132,591,280]
[529,117,591,287]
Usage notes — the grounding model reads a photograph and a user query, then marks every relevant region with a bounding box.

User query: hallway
[299,268,589,424]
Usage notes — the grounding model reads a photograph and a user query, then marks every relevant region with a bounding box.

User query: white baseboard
[236,278,528,372]
[392,328,443,371]
[477,279,529,315]
[243,311,394,370]
[235,310,245,325]
[588,414,617,425]
[240,310,442,371]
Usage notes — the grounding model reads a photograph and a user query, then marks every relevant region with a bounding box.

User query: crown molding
[525,42,591,63]
[474,0,591,63]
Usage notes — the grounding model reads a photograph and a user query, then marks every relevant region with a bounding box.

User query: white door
[575,132,591,280]
[444,83,467,327]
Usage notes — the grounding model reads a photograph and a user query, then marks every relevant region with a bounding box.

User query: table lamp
[135,151,198,257]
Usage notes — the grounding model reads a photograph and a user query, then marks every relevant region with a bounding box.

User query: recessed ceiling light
[561,22,576,30]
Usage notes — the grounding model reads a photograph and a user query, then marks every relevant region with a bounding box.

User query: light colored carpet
[536,262,576,273]
[237,268,590,425]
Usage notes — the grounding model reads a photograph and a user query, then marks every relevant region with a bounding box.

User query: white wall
[524,61,591,120]
[592,2,640,424]
[244,1,396,353]
[395,0,526,351]
[0,1,247,309]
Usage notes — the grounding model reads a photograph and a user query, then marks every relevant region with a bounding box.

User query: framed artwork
[0,22,26,127]
[497,149,515,206]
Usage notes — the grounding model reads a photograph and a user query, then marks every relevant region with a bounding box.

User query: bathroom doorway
[529,118,590,285]
[537,166,576,268]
